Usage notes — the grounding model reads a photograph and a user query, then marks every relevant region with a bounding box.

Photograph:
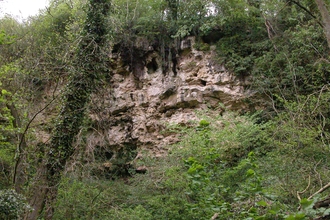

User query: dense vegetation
[1,0,330,219]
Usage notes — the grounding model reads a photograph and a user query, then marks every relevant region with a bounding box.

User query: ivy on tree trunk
[26,0,111,219]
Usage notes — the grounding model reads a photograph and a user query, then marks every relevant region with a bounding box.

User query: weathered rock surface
[84,37,250,172]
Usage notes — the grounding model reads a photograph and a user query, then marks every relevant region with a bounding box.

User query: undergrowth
[54,107,330,219]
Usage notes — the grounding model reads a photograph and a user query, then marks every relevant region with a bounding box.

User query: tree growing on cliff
[25,0,111,219]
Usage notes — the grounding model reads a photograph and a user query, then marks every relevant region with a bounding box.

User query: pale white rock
[85,37,251,162]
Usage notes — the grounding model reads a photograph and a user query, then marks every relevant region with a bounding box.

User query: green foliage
[111,0,165,42]
[294,198,330,219]
[171,111,271,165]
[216,12,269,76]
[1,0,330,219]
[54,178,108,219]
[0,30,15,45]
[52,107,330,219]
[0,87,17,189]
[194,42,210,51]
[174,0,216,38]
[48,3,73,36]
[253,23,329,98]
[0,18,22,65]
[258,91,330,207]
[0,189,31,220]
[0,89,15,165]
[47,0,111,177]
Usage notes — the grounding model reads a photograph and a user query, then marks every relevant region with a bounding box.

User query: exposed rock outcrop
[83,37,250,174]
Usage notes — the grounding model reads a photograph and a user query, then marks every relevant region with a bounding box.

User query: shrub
[0,189,31,220]
[53,108,330,219]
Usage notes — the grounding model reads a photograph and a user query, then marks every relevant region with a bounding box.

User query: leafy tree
[0,89,16,189]
[0,30,23,190]
[25,0,111,219]
[174,0,216,39]
[0,5,77,195]
[214,0,269,76]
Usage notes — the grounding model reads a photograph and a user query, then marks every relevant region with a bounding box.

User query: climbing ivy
[27,0,111,218]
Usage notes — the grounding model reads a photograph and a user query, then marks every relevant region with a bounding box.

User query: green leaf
[323,208,330,216]
[1,89,10,95]
[246,169,255,177]
[256,200,268,207]
[249,207,257,213]
[285,213,305,220]
[300,198,313,209]
[248,151,255,159]
[268,209,277,214]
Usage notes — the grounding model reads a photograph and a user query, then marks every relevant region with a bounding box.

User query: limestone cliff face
[82,37,250,173]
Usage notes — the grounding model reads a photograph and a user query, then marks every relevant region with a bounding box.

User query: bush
[53,108,330,219]
[0,189,31,220]
[259,91,330,206]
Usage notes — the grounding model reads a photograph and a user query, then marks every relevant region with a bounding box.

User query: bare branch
[297,175,311,201]
[289,0,323,27]
[308,182,330,200]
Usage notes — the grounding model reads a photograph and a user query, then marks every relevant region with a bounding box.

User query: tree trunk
[315,0,330,49]
[24,164,48,220]
[6,103,27,194]
[25,0,111,219]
